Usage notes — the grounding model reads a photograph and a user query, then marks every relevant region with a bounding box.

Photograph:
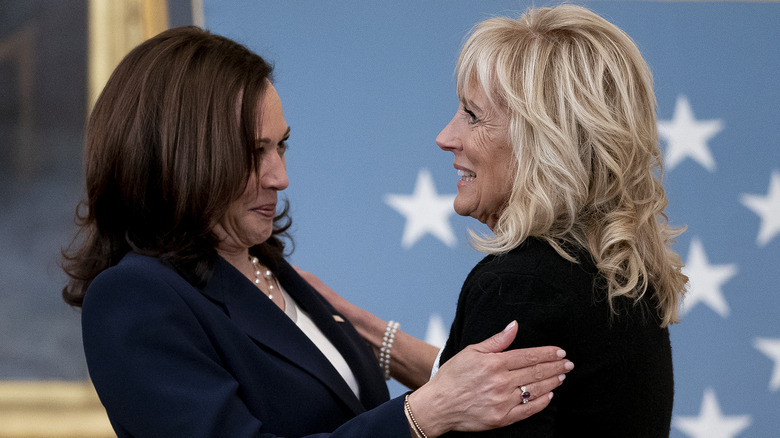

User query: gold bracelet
[403,400,424,438]
[404,394,429,438]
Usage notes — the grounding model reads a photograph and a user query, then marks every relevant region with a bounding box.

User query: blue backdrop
[204,2,780,436]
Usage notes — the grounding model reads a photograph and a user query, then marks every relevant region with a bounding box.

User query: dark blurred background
[1,1,194,435]
[1,0,90,381]
[0,0,195,382]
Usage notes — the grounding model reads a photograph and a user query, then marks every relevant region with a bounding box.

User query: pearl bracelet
[379,320,399,380]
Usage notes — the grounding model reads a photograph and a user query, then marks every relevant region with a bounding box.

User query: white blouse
[278,285,360,398]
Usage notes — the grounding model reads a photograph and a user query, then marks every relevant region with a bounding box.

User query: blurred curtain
[87,0,169,111]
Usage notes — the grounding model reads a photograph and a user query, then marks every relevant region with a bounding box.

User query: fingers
[508,358,574,390]
[293,266,317,284]
[503,391,554,425]
[513,373,565,405]
[471,321,518,354]
[469,323,569,369]
[480,382,559,429]
[293,267,336,298]
[499,345,569,370]
[293,265,315,278]
[494,374,565,426]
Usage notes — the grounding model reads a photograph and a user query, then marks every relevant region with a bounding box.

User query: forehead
[462,81,486,104]
[255,83,287,137]
[260,83,281,110]
[463,82,509,121]
[255,84,281,118]
[461,78,500,108]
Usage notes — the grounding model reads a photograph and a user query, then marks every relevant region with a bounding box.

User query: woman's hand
[408,321,573,437]
[295,266,574,432]
[294,267,379,347]
[295,267,363,323]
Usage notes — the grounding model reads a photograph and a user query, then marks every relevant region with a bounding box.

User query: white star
[740,170,780,247]
[673,388,751,438]
[658,95,724,172]
[424,313,448,349]
[680,237,738,318]
[754,337,780,391]
[384,169,457,249]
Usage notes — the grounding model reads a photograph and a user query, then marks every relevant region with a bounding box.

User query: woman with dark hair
[62,26,572,437]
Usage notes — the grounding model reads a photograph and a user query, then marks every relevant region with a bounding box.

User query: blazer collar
[274,260,390,410]
[200,256,371,415]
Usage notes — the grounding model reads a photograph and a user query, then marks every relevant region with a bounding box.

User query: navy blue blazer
[81,252,410,437]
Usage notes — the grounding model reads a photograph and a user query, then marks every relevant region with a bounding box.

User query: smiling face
[436,83,515,230]
[214,83,290,255]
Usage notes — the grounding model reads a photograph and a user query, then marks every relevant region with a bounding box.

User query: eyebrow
[256,126,291,144]
[461,98,482,114]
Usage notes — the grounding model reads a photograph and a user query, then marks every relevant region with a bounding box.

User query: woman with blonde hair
[309,5,688,437]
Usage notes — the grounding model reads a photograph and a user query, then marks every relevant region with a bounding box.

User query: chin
[452,203,475,219]
[249,231,274,246]
[453,207,469,218]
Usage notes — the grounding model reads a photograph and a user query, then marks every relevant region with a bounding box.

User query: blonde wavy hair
[458,5,687,326]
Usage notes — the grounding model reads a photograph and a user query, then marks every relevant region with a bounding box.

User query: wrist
[404,393,430,438]
[355,312,391,350]
[379,321,400,380]
[406,386,450,437]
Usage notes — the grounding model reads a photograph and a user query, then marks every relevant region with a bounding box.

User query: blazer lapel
[200,257,366,416]
[275,261,390,410]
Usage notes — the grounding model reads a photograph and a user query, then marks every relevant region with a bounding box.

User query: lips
[457,169,476,181]
[251,203,277,218]
[454,164,476,182]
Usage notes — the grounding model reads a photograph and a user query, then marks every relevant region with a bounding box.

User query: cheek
[484,150,515,205]
[238,177,258,202]
[482,168,510,205]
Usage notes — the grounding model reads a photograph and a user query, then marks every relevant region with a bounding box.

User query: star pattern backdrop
[204,2,780,436]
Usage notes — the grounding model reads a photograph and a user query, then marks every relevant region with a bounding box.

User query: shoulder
[452,238,603,341]
[82,253,201,330]
[469,237,581,275]
[81,253,224,369]
[91,252,181,284]
[87,253,188,299]
[464,238,592,300]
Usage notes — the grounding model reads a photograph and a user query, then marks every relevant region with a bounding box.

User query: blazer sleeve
[82,263,410,438]
[440,268,567,437]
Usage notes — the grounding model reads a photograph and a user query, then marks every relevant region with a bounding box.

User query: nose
[260,150,289,191]
[436,114,461,152]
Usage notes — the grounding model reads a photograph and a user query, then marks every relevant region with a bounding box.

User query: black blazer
[81,252,409,437]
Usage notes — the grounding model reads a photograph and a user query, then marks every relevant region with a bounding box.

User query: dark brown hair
[62,26,290,306]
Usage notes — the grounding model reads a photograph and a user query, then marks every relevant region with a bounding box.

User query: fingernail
[556,349,566,358]
[558,374,566,382]
[548,392,554,400]
[564,361,574,371]
[503,320,517,333]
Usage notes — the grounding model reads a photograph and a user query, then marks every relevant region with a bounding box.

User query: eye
[463,106,479,125]
[278,137,290,155]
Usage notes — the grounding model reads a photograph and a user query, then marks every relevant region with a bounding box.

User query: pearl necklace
[249,256,276,300]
